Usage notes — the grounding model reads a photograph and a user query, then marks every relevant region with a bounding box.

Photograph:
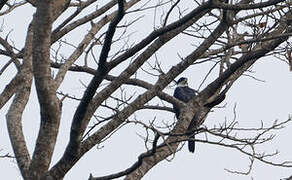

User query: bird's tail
[188,134,195,153]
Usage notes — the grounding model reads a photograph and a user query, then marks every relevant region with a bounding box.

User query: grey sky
[1,1,292,179]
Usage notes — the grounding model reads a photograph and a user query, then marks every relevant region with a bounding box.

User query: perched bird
[173,77,197,153]
[173,77,227,153]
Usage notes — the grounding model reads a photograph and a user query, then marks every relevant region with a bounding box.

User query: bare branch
[5,22,34,179]
[89,133,160,180]
[48,1,126,179]
[29,1,62,178]
[212,0,285,11]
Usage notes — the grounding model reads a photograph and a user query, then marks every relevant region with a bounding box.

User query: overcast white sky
[1,1,292,180]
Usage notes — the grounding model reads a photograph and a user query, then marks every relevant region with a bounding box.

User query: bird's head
[176,77,188,87]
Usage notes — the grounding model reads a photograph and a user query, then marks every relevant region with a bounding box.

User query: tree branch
[29,1,62,178]
[212,0,285,10]
[51,0,121,43]
[0,75,20,109]
[107,0,213,69]
[6,22,34,179]
[53,0,139,89]
[89,133,160,180]
[124,2,290,180]
[48,1,125,179]
[80,11,230,180]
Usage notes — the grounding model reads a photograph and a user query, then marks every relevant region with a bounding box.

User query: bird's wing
[173,87,196,118]
[173,88,181,118]
[174,87,195,103]
[174,86,198,153]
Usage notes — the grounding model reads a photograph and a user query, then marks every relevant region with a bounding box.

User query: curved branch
[80,12,230,180]
[29,1,62,177]
[0,75,20,109]
[200,24,292,101]
[89,133,160,180]
[212,0,285,10]
[107,0,213,69]
[48,1,125,179]
[6,22,34,179]
[53,0,137,88]
[124,2,290,180]
[51,0,120,42]
[48,3,213,178]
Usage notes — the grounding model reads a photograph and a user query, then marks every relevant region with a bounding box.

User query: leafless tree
[1,0,292,179]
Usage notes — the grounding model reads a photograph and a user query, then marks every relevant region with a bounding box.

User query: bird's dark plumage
[173,77,197,153]
[173,77,227,153]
